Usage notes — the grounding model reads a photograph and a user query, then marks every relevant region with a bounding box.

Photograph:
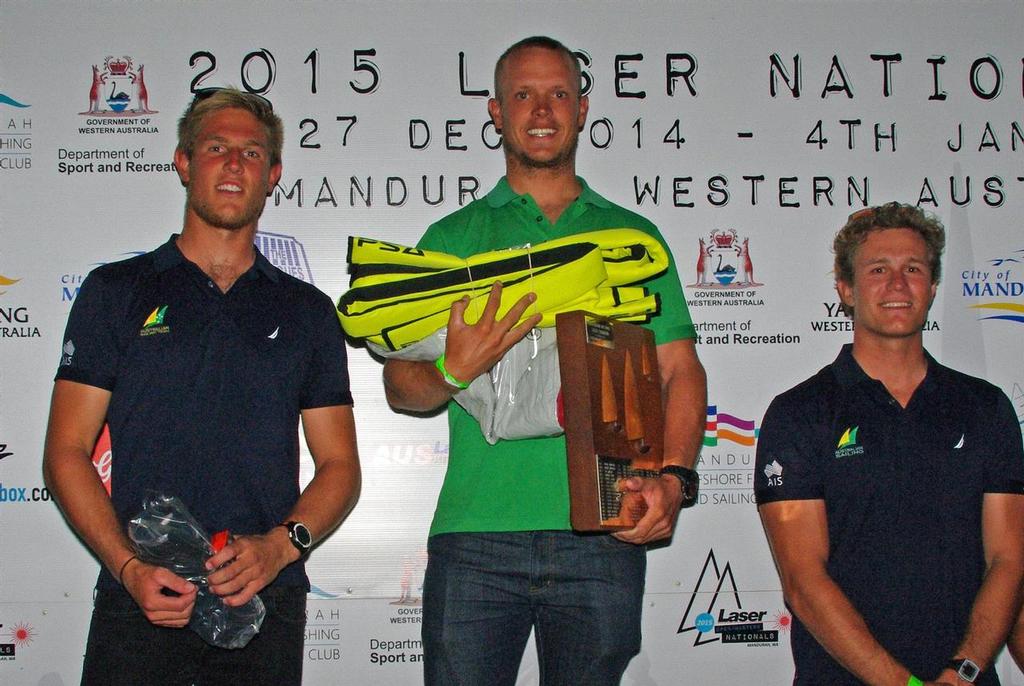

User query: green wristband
[435,354,470,390]
[907,676,923,686]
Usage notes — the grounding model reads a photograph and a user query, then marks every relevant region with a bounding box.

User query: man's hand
[121,560,197,628]
[612,474,683,544]
[442,281,542,384]
[205,527,297,606]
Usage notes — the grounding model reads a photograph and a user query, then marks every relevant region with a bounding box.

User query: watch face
[291,522,312,549]
[958,660,979,682]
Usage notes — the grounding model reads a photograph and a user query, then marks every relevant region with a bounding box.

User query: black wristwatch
[659,465,699,509]
[282,521,313,559]
[947,658,980,683]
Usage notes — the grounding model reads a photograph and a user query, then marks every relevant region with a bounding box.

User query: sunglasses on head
[187,87,274,112]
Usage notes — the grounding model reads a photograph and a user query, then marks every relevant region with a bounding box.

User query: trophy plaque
[555,311,664,531]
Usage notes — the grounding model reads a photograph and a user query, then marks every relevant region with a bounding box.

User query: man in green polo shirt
[383,36,706,685]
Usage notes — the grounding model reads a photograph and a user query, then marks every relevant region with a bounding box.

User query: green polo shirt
[419,176,694,535]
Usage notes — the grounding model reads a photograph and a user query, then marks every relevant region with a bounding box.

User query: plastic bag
[127,493,266,649]
[370,327,563,444]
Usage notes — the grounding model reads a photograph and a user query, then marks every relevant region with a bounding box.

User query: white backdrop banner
[2,1,1023,684]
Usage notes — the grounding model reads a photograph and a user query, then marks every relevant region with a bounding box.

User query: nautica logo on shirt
[834,426,865,458]
[139,305,170,336]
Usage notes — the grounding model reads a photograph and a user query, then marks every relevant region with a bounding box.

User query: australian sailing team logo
[79,56,157,117]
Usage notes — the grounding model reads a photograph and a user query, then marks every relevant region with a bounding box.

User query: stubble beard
[186,184,266,232]
[504,131,579,174]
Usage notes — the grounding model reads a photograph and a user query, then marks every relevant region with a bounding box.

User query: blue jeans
[423,531,646,686]
[80,585,306,685]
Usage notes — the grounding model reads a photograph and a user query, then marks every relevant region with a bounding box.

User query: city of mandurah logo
[80,56,156,117]
[677,549,788,648]
[960,248,1024,325]
[139,305,169,336]
[834,426,865,458]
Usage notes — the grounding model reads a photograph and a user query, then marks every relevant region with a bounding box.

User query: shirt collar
[152,234,279,283]
[485,176,611,210]
[832,342,940,393]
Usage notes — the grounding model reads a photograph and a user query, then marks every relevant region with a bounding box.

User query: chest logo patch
[140,305,170,336]
[954,434,965,449]
[834,426,865,458]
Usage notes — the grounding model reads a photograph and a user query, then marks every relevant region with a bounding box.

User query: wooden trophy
[555,311,664,531]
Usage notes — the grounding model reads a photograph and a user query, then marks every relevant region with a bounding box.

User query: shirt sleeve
[754,393,826,504]
[300,293,354,409]
[983,388,1024,494]
[54,270,123,391]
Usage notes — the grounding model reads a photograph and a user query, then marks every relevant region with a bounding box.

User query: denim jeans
[423,531,646,686]
[80,585,306,685]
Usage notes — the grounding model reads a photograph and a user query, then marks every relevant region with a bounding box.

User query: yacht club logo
[80,56,157,116]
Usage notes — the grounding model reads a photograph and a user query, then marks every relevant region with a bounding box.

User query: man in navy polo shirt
[43,88,361,685]
[755,203,1024,686]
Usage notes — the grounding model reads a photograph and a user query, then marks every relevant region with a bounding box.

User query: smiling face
[488,46,588,175]
[837,228,937,344]
[173,107,282,233]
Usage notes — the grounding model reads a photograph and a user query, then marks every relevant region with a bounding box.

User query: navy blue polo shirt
[56,235,352,590]
[755,344,1024,685]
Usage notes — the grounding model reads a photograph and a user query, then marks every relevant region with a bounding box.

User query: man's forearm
[659,339,706,469]
[953,553,1024,671]
[784,569,912,685]
[285,457,361,544]
[43,446,136,577]
[383,358,455,412]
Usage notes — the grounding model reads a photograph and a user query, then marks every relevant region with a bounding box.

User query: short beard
[186,186,266,231]
[503,133,579,172]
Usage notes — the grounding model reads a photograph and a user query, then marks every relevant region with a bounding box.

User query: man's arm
[383,282,541,412]
[206,404,361,605]
[936,493,1024,683]
[614,337,706,544]
[761,499,956,686]
[1008,605,1024,672]
[43,380,197,627]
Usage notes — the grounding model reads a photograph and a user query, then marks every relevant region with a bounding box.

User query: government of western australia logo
[678,549,789,647]
[834,426,865,458]
[80,56,157,117]
[687,230,764,309]
[960,248,1024,324]
[690,229,762,290]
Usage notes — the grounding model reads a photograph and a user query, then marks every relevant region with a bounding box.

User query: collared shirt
[56,235,352,589]
[418,176,693,535]
[754,344,1024,684]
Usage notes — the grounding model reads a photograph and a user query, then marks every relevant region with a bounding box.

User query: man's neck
[850,335,928,408]
[506,165,581,225]
[177,220,257,293]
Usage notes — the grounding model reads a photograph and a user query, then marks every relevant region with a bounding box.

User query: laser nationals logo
[677,549,789,648]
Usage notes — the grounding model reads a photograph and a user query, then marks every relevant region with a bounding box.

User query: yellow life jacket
[338,228,669,351]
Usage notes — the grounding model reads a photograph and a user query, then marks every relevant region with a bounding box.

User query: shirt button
[208,281,215,288]
[520,198,527,204]
[536,216,542,222]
